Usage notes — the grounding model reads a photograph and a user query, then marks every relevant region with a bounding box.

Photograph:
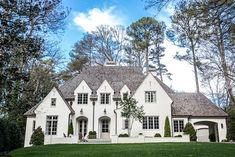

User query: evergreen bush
[30,127,44,146]
[67,121,74,136]
[164,116,171,137]
[227,107,235,141]
[118,134,129,137]
[183,122,197,141]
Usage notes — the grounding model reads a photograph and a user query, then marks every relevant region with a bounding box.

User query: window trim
[77,93,88,104]
[145,91,156,103]
[100,93,111,104]
[173,120,184,133]
[142,116,159,130]
[45,115,58,135]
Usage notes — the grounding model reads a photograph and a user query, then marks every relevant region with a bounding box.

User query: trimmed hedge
[30,127,44,146]
[88,131,97,139]
[154,133,161,137]
[183,122,197,141]
[118,134,129,137]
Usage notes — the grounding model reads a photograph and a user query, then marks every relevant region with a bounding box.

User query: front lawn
[10,143,235,157]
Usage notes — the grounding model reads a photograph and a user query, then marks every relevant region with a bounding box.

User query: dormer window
[123,93,128,100]
[100,93,110,104]
[51,98,56,106]
[78,93,88,104]
[145,91,156,103]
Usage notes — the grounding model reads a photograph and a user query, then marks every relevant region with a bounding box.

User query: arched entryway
[194,121,219,142]
[76,116,88,139]
[99,116,111,139]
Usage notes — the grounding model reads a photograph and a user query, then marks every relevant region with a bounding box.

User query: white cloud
[73,6,124,32]
[161,40,197,92]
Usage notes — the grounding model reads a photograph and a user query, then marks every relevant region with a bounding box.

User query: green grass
[10,143,235,157]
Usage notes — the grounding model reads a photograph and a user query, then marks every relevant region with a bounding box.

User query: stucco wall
[24,116,35,147]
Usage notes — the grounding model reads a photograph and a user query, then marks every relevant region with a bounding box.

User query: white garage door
[197,128,209,142]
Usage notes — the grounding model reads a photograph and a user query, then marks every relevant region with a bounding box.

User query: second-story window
[100,93,110,104]
[78,93,88,104]
[145,91,156,103]
[123,93,128,100]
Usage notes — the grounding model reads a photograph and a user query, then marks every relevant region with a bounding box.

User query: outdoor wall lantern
[80,108,83,114]
[104,108,107,114]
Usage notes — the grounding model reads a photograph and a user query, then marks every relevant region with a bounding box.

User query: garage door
[197,128,209,142]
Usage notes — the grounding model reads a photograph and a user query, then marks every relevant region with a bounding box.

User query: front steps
[79,138,111,144]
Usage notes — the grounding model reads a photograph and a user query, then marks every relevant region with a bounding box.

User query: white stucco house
[24,66,227,147]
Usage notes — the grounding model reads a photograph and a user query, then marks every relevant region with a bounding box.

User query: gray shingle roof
[24,66,227,117]
[59,66,145,99]
[170,93,227,117]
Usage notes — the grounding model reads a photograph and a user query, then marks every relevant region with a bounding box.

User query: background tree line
[0,0,234,153]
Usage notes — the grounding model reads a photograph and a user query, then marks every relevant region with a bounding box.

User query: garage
[197,128,209,142]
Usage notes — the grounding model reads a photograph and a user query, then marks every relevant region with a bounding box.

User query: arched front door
[77,116,88,139]
[99,116,111,139]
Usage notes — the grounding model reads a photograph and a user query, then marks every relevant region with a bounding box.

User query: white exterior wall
[24,116,36,147]
[130,73,173,137]
[24,87,71,147]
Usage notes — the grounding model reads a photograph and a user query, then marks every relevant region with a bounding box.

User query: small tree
[120,97,145,136]
[183,122,197,141]
[67,121,74,136]
[164,116,171,137]
[30,127,44,146]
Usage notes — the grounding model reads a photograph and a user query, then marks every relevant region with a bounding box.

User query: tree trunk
[216,20,235,106]
[190,39,200,93]
[146,47,149,73]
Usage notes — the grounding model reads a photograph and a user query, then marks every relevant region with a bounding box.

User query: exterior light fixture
[80,108,83,114]
[104,108,107,114]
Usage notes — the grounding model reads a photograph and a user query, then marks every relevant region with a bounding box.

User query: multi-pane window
[143,116,159,129]
[102,120,109,132]
[77,93,88,104]
[145,91,156,103]
[51,98,56,106]
[46,116,58,135]
[124,119,129,129]
[32,120,36,131]
[173,120,184,132]
[123,93,128,100]
[100,93,110,104]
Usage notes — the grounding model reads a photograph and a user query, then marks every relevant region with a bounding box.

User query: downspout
[114,101,118,135]
[92,101,95,131]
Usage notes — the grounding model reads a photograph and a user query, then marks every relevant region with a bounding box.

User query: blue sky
[58,0,197,93]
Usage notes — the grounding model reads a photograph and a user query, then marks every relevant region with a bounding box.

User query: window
[101,120,109,132]
[51,98,56,106]
[46,116,58,135]
[124,119,129,129]
[221,123,224,129]
[142,116,159,129]
[32,120,36,131]
[100,93,110,104]
[173,120,184,132]
[145,91,156,103]
[77,93,88,104]
[123,93,128,100]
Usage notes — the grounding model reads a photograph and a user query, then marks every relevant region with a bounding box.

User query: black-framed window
[145,91,156,103]
[51,98,56,106]
[100,93,110,104]
[173,120,184,132]
[77,93,88,104]
[46,116,58,135]
[123,93,128,100]
[124,119,129,129]
[143,116,159,129]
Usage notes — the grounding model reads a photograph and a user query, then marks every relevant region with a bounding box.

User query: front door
[79,119,87,138]
[100,119,110,139]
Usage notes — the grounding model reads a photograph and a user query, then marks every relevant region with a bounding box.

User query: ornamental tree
[120,97,145,136]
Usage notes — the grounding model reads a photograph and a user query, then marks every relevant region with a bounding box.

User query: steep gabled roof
[24,87,75,116]
[59,66,145,99]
